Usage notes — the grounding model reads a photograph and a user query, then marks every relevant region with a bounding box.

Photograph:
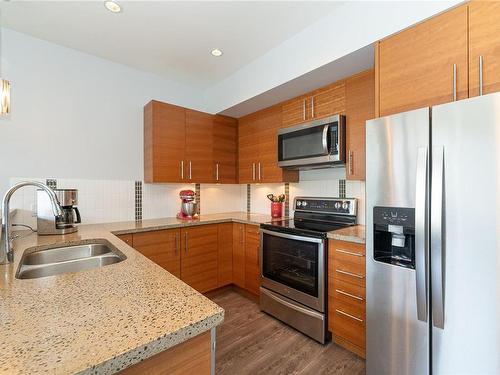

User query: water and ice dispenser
[373,206,415,269]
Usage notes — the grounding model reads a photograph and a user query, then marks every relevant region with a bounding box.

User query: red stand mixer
[177,190,199,220]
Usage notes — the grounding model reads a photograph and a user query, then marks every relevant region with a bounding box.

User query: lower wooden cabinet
[232,222,246,288]
[180,225,219,293]
[328,239,366,358]
[244,224,261,296]
[132,229,181,278]
[119,222,260,295]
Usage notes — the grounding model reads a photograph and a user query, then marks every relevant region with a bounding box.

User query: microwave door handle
[321,125,329,154]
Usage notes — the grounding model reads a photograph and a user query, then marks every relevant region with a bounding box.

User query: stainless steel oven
[260,230,325,312]
[277,114,345,170]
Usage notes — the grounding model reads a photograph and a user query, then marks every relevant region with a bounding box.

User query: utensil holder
[271,202,283,218]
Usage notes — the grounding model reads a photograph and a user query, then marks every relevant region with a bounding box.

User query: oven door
[260,229,325,312]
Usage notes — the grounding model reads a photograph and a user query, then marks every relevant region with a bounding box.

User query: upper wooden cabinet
[144,101,186,183]
[469,1,500,97]
[213,115,238,183]
[282,81,346,128]
[238,106,299,184]
[345,70,375,181]
[376,5,468,116]
[144,101,238,184]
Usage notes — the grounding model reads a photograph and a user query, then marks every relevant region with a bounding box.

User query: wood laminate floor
[209,288,365,375]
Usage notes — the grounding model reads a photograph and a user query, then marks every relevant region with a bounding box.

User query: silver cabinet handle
[335,309,363,323]
[258,162,261,181]
[189,161,192,180]
[216,163,219,181]
[336,269,364,279]
[336,289,364,301]
[431,146,445,329]
[348,150,354,175]
[415,147,429,322]
[336,248,364,257]
[184,231,188,254]
[311,96,315,118]
[252,163,256,181]
[479,55,484,96]
[302,99,306,121]
[452,64,457,101]
[180,161,184,180]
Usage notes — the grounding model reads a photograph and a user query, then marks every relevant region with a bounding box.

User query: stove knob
[296,201,302,207]
[342,202,349,210]
[334,202,341,209]
[302,201,308,207]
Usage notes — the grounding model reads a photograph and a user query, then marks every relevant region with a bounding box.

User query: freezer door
[431,93,500,374]
[366,107,430,375]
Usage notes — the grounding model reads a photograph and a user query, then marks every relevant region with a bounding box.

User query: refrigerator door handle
[431,146,445,329]
[415,147,429,322]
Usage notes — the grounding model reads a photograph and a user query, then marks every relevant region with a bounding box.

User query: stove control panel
[294,197,357,216]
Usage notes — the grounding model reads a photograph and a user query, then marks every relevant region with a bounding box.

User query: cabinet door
[217,223,233,287]
[258,106,285,183]
[213,115,238,183]
[181,225,218,293]
[116,233,133,247]
[132,229,181,278]
[469,1,500,97]
[378,5,468,116]
[282,96,307,127]
[345,70,374,181]
[244,224,261,296]
[232,223,246,288]
[144,101,185,183]
[238,115,259,183]
[185,109,213,183]
[311,81,346,120]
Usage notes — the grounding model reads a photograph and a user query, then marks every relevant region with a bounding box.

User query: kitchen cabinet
[144,100,186,183]
[238,106,299,184]
[116,233,133,247]
[217,223,233,287]
[376,5,468,116]
[345,70,374,181]
[244,224,261,296]
[213,115,238,183]
[328,239,366,358]
[232,222,246,288]
[132,229,181,278]
[181,224,219,293]
[468,1,500,97]
[281,81,346,128]
[185,109,213,183]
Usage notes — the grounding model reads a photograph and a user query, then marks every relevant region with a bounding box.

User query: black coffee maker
[373,206,415,269]
[37,188,81,235]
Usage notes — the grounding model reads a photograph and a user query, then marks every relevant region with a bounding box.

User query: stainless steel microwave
[277,114,346,170]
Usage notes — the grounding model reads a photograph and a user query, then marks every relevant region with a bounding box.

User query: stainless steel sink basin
[16,240,126,279]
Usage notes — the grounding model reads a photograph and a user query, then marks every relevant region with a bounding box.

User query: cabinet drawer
[330,306,365,349]
[330,279,366,307]
[332,297,365,323]
[330,258,365,287]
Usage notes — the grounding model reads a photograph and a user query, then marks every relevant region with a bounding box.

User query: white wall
[0,28,205,197]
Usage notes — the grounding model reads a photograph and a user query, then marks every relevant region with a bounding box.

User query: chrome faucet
[0,181,63,264]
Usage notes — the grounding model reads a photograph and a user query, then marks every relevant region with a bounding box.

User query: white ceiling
[0,1,339,89]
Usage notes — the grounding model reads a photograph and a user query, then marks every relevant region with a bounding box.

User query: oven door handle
[260,229,325,244]
[261,288,325,320]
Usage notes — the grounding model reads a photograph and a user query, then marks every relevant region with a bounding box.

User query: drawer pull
[336,309,364,323]
[336,269,365,279]
[336,248,364,257]
[336,289,364,301]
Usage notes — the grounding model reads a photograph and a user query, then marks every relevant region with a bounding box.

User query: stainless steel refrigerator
[366,92,500,375]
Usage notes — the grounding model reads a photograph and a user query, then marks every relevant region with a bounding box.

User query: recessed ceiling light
[211,48,223,57]
[104,0,121,13]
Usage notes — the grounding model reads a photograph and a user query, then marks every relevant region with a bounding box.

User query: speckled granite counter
[327,225,366,244]
[0,212,274,375]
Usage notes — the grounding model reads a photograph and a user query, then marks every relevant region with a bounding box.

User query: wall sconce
[0,78,10,115]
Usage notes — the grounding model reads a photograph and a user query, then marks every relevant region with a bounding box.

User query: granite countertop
[327,225,366,244]
[0,212,274,375]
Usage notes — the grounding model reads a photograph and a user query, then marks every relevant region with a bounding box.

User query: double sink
[16,240,126,279]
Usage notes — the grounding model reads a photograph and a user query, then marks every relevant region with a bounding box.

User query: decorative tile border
[46,179,57,189]
[339,179,346,198]
[246,184,251,213]
[284,183,290,217]
[195,183,201,214]
[135,181,142,221]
